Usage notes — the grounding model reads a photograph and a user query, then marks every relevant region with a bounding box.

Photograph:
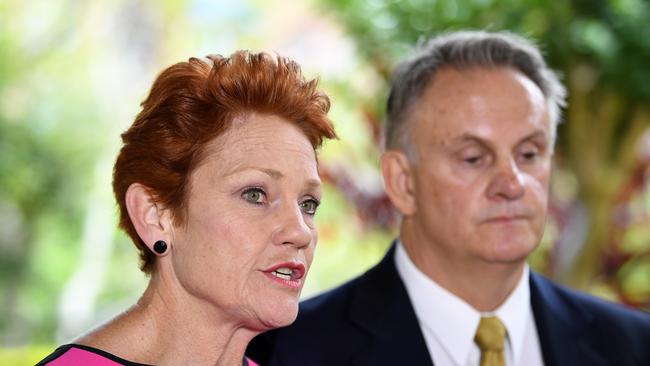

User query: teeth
[275,267,293,275]
[272,271,292,280]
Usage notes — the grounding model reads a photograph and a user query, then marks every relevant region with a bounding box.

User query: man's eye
[242,188,266,204]
[520,149,539,162]
[464,156,483,165]
[300,198,320,215]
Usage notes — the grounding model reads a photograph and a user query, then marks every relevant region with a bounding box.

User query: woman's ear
[125,183,171,253]
[380,150,417,216]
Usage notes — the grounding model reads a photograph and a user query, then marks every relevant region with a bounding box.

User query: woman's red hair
[113,51,336,273]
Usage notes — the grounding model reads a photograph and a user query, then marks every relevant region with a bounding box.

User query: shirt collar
[395,240,531,366]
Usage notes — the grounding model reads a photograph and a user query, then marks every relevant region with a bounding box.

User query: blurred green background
[1,0,649,363]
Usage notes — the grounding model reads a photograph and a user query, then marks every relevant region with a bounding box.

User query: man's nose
[486,158,525,201]
[271,203,312,249]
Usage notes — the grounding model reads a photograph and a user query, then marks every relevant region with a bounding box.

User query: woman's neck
[76,270,259,365]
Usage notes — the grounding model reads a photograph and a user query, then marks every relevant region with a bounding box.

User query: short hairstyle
[113,51,336,273]
[385,30,566,156]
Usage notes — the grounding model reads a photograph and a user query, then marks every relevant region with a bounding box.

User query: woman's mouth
[262,262,306,288]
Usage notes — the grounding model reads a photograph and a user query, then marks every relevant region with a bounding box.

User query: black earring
[153,240,168,254]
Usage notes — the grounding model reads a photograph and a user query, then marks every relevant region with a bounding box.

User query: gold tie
[474,316,506,366]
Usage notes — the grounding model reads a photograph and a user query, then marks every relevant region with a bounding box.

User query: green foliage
[0,346,52,366]
[318,0,650,105]
[0,0,111,343]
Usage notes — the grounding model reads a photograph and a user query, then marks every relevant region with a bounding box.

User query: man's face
[404,67,552,268]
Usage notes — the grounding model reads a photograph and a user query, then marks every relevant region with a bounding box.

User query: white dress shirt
[394,242,545,366]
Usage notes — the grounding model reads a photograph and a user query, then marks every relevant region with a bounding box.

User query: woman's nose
[271,204,313,249]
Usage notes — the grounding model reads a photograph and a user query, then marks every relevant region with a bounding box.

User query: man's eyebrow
[450,129,548,147]
[450,133,491,148]
[520,130,548,142]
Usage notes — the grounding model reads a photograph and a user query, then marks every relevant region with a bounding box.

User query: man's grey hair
[385,30,567,158]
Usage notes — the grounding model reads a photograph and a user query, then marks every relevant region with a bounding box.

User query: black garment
[247,242,650,366]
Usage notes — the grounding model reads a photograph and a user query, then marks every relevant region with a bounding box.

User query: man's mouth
[483,214,529,223]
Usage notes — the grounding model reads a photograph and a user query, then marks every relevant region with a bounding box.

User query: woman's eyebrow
[224,166,284,179]
[223,166,321,190]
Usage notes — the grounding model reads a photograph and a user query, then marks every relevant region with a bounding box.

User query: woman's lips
[262,262,306,289]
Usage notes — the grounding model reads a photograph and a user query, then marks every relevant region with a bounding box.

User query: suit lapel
[347,243,434,366]
[530,272,608,366]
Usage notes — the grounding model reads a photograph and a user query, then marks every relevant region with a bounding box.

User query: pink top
[37,345,151,366]
[38,344,260,366]
[45,346,124,366]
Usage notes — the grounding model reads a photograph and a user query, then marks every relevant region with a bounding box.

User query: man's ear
[125,183,172,253]
[380,150,417,216]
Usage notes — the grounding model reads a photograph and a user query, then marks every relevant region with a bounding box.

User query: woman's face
[170,113,321,330]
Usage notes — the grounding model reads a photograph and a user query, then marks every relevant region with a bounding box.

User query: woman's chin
[255,299,299,330]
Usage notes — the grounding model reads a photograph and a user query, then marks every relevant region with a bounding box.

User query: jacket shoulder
[531,272,650,364]
[534,273,649,328]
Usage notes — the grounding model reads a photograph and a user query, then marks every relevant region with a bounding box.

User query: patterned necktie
[474,316,506,366]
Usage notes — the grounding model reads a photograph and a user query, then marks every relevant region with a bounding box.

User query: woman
[37,50,336,365]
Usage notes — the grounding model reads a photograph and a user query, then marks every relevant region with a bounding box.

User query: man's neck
[400,232,526,312]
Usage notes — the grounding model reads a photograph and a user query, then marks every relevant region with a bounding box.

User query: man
[247,30,650,366]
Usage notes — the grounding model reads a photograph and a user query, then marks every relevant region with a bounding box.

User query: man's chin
[483,240,539,264]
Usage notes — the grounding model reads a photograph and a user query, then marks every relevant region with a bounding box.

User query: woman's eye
[300,198,320,215]
[242,188,266,204]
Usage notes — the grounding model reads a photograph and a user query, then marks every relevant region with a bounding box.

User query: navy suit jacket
[248,244,650,365]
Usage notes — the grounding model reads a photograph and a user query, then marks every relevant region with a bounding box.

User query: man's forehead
[409,67,551,147]
[422,66,543,98]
